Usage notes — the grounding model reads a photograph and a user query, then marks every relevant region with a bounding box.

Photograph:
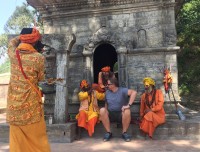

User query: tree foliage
[0,34,8,50]
[176,0,200,95]
[4,3,35,34]
[0,2,42,73]
[0,59,10,74]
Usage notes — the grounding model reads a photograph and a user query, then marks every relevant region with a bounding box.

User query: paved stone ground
[1,112,200,152]
[0,138,200,152]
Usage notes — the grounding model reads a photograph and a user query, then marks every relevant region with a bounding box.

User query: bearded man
[140,77,166,139]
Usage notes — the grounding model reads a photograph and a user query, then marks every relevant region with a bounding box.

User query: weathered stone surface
[26,0,181,122]
[79,119,200,140]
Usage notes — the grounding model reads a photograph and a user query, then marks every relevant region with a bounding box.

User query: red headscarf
[20,28,41,44]
[101,66,110,72]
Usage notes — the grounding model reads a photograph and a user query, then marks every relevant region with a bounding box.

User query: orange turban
[20,28,41,44]
[101,66,110,72]
[80,80,89,89]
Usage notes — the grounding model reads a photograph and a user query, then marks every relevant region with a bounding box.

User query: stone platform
[79,116,200,140]
[0,121,77,143]
[1,103,200,143]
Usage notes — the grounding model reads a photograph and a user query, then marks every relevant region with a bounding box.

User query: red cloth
[92,83,105,93]
[101,66,110,72]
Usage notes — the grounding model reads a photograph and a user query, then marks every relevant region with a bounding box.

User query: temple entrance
[93,43,117,83]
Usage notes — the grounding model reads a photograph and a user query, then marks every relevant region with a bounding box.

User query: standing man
[7,28,50,152]
[99,77,137,142]
[140,77,166,139]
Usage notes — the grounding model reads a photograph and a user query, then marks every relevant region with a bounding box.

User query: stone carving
[34,0,165,12]
[67,34,76,54]
[137,29,147,48]
[164,32,177,46]
[84,27,116,53]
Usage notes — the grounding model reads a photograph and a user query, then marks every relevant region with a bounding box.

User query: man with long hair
[7,28,50,152]
[98,66,115,91]
[140,77,166,139]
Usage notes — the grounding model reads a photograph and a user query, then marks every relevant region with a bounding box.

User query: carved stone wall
[26,0,180,120]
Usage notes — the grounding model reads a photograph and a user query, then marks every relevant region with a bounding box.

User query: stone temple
[26,0,182,124]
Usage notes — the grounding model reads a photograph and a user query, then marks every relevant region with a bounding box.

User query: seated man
[99,77,137,142]
[76,80,105,137]
[140,77,166,139]
[98,66,115,90]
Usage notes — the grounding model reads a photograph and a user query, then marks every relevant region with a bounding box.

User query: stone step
[1,118,200,143]
[79,119,200,140]
[0,122,77,143]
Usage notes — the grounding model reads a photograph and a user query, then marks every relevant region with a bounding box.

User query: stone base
[47,123,77,143]
[78,115,200,140]
[0,122,77,143]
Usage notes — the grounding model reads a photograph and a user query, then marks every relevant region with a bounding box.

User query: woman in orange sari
[7,28,50,152]
[140,77,165,139]
[76,80,105,136]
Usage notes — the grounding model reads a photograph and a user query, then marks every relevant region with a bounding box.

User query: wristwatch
[128,103,132,107]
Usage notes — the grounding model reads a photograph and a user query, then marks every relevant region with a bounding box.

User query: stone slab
[0,122,77,143]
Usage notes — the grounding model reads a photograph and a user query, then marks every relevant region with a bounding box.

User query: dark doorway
[93,43,117,83]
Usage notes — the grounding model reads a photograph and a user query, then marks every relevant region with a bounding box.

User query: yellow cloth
[10,115,50,152]
[7,36,45,125]
[76,90,105,136]
[76,91,105,120]
[143,77,155,86]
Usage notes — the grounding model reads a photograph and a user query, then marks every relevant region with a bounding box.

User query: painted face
[144,81,150,89]
[103,71,109,76]
[145,85,150,90]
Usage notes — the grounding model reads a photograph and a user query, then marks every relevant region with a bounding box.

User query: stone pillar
[54,52,68,123]
[117,46,128,87]
[41,33,76,124]
[83,49,93,84]
[54,34,76,123]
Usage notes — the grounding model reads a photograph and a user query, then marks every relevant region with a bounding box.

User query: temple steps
[0,113,200,143]
[78,117,200,140]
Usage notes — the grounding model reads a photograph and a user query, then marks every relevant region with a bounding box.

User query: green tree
[0,34,8,53]
[0,2,42,73]
[176,0,200,95]
[0,60,10,74]
[4,3,35,34]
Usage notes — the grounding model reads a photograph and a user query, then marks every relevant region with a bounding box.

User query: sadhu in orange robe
[140,89,165,138]
[76,90,105,136]
[7,30,50,152]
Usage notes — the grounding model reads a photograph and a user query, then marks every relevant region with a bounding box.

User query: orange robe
[140,89,165,138]
[76,90,105,136]
[7,37,50,151]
